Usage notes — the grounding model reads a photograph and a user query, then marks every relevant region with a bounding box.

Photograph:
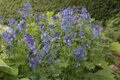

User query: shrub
[104,12,120,80]
[0,0,120,23]
[1,3,115,80]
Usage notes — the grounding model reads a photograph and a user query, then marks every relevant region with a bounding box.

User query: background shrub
[105,12,120,42]
[0,0,120,23]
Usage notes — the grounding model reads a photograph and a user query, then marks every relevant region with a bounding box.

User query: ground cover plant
[0,2,117,80]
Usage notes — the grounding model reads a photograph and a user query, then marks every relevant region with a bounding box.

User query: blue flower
[24,9,31,16]
[19,3,32,17]
[51,16,59,21]
[54,32,61,39]
[81,7,88,13]
[38,53,44,63]
[29,58,38,69]
[49,25,56,30]
[36,14,46,20]
[17,24,23,31]
[19,8,24,15]
[2,31,8,39]
[24,35,35,49]
[60,8,76,33]
[64,35,73,46]
[8,18,17,27]
[79,30,85,38]
[0,19,3,22]
[25,2,31,10]
[7,31,16,44]
[43,44,50,53]
[51,38,56,42]
[76,47,86,57]
[36,14,40,20]
[21,17,26,22]
[19,8,30,16]
[69,15,76,25]
[73,8,79,12]
[42,39,49,45]
[41,15,46,20]
[8,33,16,41]
[39,24,45,32]
[32,49,38,55]
[61,20,67,32]
[61,16,76,33]
[34,14,41,25]
[93,25,103,38]
[80,7,91,20]
[41,32,47,39]
[60,7,73,16]
[35,19,39,25]
[33,41,37,49]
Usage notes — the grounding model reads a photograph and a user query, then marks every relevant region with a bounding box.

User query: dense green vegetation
[0,0,120,23]
[105,12,120,42]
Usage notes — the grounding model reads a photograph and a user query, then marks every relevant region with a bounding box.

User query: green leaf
[110,42,120,55]
[97,60,111,71]
[20,78,30,80]
[47,11,54,24]
[47,11,54,18]
[86,70,116,80]
[94,70,116,80]
[0,59,18,76]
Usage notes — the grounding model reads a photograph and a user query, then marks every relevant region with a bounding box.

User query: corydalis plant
[1,3,109,80]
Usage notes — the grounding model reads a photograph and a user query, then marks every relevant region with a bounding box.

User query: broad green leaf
[94,70,116,80]
[86,70,116,80]
[0,59,18,76]
[0,76,18,80]
[20,78,30,80]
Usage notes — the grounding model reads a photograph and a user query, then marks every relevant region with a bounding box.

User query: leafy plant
[105,12,120,42]
[104,12,120,80]
[1,3,115,80]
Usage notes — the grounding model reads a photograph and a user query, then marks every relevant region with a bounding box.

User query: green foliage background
[105,12,120,42]
[0,0,120,23]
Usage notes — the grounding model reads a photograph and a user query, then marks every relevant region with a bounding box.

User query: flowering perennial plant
[1,3,112,80]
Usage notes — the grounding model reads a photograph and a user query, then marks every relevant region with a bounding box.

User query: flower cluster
[60,8,76,34]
